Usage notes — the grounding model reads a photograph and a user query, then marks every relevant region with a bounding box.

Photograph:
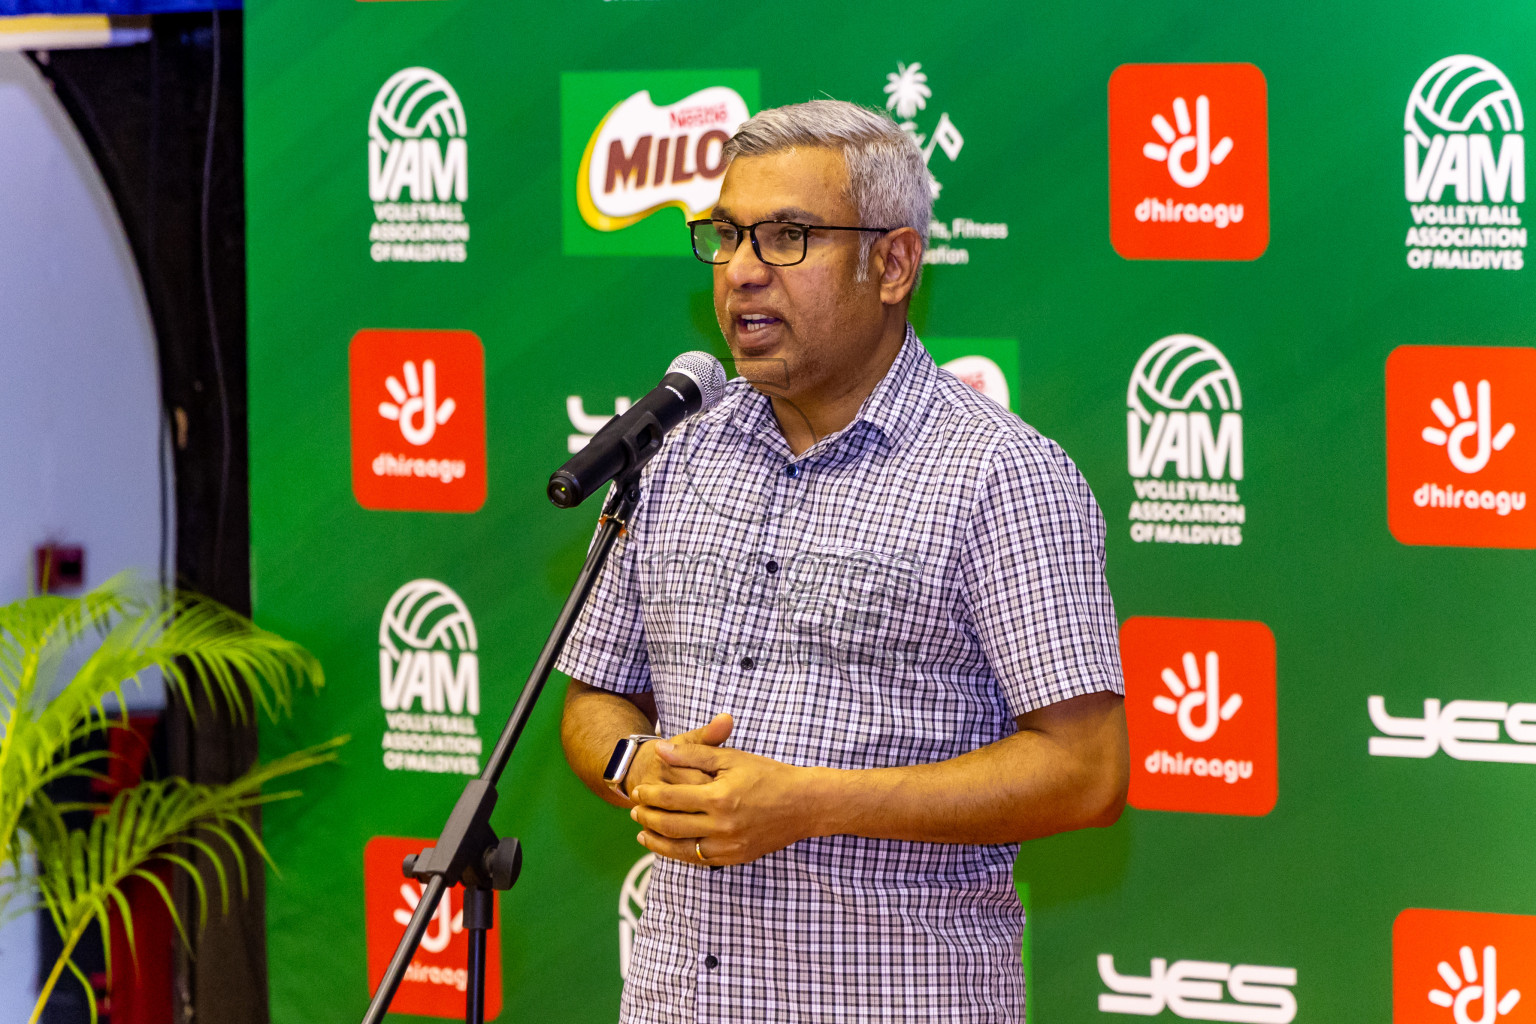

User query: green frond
[4,575,342,1024]
[26,740,342,971]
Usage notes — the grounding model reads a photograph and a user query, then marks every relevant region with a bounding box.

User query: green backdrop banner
[246,2,1536,1021]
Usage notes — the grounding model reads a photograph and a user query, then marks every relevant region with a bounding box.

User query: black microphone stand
[360,472,643,1024]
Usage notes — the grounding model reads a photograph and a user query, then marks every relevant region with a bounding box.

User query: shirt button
[783,463,800,478]
[739,656,754,670]
[704,954,719,970]
[765,559,779,574]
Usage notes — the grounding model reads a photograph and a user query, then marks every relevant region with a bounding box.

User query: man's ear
[876,226,923,306]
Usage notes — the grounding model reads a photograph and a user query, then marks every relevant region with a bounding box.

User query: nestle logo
[669,104,729,129]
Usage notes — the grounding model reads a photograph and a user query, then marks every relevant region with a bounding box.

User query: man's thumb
[673,712,733,747]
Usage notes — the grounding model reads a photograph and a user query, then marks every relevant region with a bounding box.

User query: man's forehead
[714,148,852,221]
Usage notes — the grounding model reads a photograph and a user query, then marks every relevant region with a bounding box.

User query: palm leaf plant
[0,573,345,1023]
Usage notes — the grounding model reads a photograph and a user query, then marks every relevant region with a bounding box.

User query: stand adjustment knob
[482,837,523,891]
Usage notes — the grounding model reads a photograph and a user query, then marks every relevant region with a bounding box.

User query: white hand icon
[1152,651,1241,743]
[379,360,456,446]
[393,881,463,954]
[1428,945,1521,1024]
[1142,95,1233,188]
[1422,380,1515,474]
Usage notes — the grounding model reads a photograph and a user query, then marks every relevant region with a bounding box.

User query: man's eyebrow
[767,207,823,223]
[710,206,825,224]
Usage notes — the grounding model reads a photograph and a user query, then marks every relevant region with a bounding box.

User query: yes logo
[1098,953,1298,1022]
[1386,346,1536,548]
[364,836,501,1020]
[350,329,485,513]
[561,70,759,256]
[1109,63,1269,261]
[567,395,632,454]
[1121,617,1277,817]
[1394,909,1536,1024]
[1369,696,1536,764]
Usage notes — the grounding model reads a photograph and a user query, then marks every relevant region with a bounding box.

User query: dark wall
[31,13,262,1024]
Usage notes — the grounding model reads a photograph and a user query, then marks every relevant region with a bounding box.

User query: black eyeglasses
[688,218,893,267]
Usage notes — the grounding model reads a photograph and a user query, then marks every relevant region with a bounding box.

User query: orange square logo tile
[1120,617,1277,816]
[364,836,502,1020]
[1394,908,1536,1024]
[1109,63,1269,261]
[350,329,486,513]
[1387,346,1536,548]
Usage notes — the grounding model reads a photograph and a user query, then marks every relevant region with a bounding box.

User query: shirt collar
[850,323,930,454]
[724,323,934,456]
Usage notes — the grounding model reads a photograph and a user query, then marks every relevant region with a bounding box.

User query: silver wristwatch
[603,733,663,796]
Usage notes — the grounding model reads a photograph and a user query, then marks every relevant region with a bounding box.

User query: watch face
[603,739,632,782]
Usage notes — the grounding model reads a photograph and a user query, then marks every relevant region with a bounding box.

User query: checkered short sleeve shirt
[556,327,1123,1024]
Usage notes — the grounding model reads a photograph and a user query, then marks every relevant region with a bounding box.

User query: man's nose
[722,237,772,288]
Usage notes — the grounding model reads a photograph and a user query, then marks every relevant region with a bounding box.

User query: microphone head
[667,351,728,412]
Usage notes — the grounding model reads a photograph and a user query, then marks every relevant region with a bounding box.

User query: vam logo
[377,579,485,777]
[1109,63,1269,261]
[1403,56,1526,271]
[349,329,486,513]
[1126,334,1246,546]
[1394,909,1536,1024]
[367,68,471,263]
[364,836,502,1019]
[877,60,1009,267]
[1386,345,1536,548]
[561,70,759,256]
[1098,953,1297,1022]
[1369,695,1536,763]
[1121,617,1277,817]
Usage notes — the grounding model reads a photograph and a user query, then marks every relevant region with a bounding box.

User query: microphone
[548,351,728,508]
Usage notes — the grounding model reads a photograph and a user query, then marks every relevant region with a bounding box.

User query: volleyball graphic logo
[367,67,471,262]
[1128,333,1243,425]
[1405,56,1523,146]
[378,579,480,718]
[1125,335,1246,546]
[369,67,467,145]
[380,578,477,658]
[1402,55,1526,271]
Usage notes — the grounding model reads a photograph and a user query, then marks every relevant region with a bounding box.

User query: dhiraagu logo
[561,70,759,256]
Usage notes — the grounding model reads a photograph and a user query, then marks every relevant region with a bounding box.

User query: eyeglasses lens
[691,221,806,266]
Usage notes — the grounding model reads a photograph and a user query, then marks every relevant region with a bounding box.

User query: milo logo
[561,70,760,256]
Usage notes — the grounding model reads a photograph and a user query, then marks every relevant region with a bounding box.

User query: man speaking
[558,99,1128,1023]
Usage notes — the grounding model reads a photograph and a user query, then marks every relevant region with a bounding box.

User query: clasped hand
[627,713,816,867]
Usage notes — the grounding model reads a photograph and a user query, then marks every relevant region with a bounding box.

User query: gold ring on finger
[695,840,708,865]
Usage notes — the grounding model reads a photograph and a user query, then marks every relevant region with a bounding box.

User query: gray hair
[722,99,932,285]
